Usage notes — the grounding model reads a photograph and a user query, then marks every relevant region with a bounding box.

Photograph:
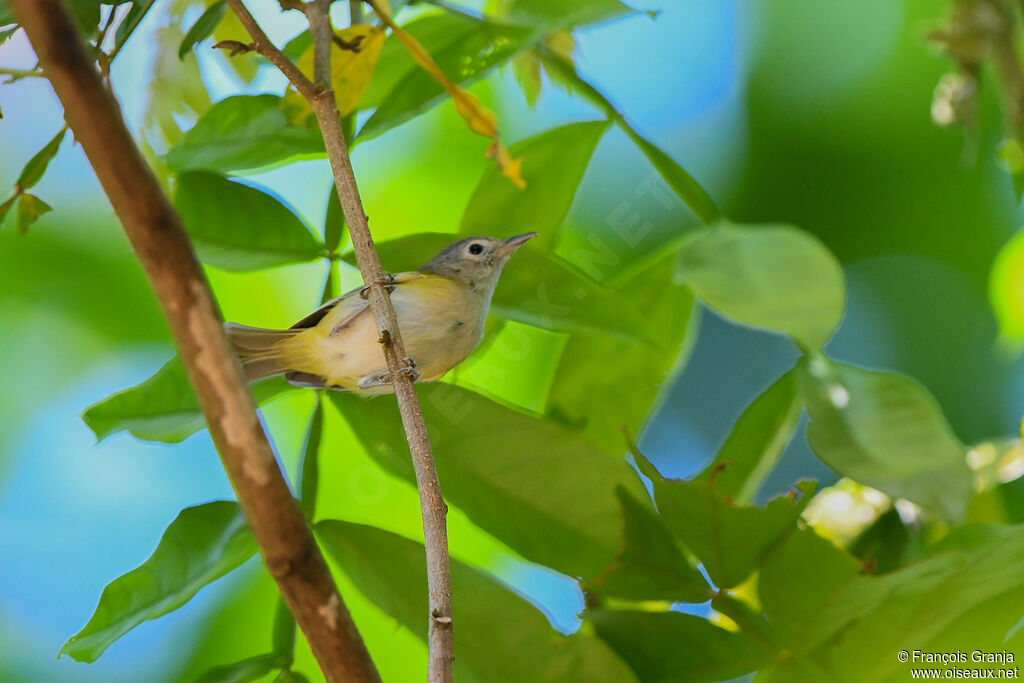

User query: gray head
[420,233,536,291]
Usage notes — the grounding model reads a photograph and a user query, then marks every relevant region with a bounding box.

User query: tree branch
[222,1,454,680]
[9,2,378,682]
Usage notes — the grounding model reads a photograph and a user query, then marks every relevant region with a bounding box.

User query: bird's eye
[468,243,484,255]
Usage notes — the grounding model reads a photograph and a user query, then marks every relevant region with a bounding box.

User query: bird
[224,233,537,394]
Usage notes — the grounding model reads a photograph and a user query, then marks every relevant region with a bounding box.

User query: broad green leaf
[179,0,226,60]
[164,95,324,174]
[545,248,697,453]
[16,193,52,235]
[696,368,804,503]
[760,524,1024,681]
[346,232,659,345]
[504,0,636,29]
[538,49,720,224]
[16,126,66,190]
[82,356,294,443]
[639,454,816,588]
[797,357,973,521]
[316,520,637,682]
[585,486,711,603]
[174,171,324,271]
[358,19,533,141]
[194,653,282,683]
[330,384,643,578]
[459,120,610,249]
[587,610,773,682]
[678,223,845,349]
[358,13,479,111]
[60,502,257,662]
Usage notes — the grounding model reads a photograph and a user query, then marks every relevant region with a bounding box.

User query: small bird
[224,233,536,394]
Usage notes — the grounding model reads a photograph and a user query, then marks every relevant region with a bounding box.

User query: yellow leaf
[367,0,525,188]
[289,25,387,118]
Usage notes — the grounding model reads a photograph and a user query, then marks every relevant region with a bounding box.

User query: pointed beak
[500,232,537,255]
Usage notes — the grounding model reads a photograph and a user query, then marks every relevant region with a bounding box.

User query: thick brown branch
[222,1,454,680]
[9,2,378,682]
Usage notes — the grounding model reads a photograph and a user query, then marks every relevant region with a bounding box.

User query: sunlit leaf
[316,520,637,681]
[16,126,66,190]
[585,486,711,603]
[678,223,845,349]
[638,453,816,588]
[588,610,773,683]
[174,171,324,271]
[503,0,636,28]
[460,120,610,249]
[164,95,324,174]
[82,356,294,443]
[286,25,386,120]
[179,0,226,60]
[60,502,256,662]
[330,384,643,577]
[797,357,973,521]
[696,368,804,504]
[16,193,52,235]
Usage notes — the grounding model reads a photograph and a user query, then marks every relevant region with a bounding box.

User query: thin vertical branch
[221,1,454,680]
[9,2,379,681]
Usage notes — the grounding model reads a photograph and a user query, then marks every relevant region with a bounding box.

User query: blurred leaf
[358,17,533,143]
[287,25,386,119]
[848,507,917,573]
[82,356,293,443]
[145,19,212,151]
[211,5,261,84]
[330,384,643,577]
[460,120,610,249]
[678,223,845,349]
[585,486,711,603]
[512,49,542,106]
[70,0,101,38]
[174,171,324,271]
[316,520,637,681]
[164,95,324,174]
[696,368,804,504]
[16,193,52,235]
[324,184,345,253]
[587,610,773,683]
[15,126,66,190]
[194,653,282,683]
[504,0,636,28]
[273,671,310,683]
[0,194,15,225]
[797,357,973,521]
[349,232,658,345]
[179,0,226,60]
[968,476,1024,524]
[545,248,697,453]
[114,0,156,53]
[539,49,720,224]
[0,0,13,26]
[639,453,816,588]
[60,502,256,663]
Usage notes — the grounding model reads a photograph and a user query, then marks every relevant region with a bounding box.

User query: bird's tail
[224,322,302,382]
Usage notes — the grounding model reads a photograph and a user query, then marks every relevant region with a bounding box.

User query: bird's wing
[289,271,427,334]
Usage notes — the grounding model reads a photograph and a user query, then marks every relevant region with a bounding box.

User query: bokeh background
[1,0,1022,680]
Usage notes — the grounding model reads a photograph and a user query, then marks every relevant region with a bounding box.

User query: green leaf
[330,384,643,578]
[82,356,294,443]
[324,184,345,253]
[347,232,659,345]
[194,653,282,683]
[69,0,101,38]
[585,486,711,603]
[0,194,17,226]
[164,95,325,174]
[60,502,257,662]
[504,0,636,28]
[678,223,845,349]
[15,126,66,190]
[174,171,324,271]
[316,520,637,682]
[358,19,534,141]
[538,49,720,224]
[0,0,14,26]
[696,368,804,504]
[797,357,973,521]
[114,0,156,54]
[179,0,226,60]
[459,120,610,249]
[16,193,52,235]
[642,454,816,588]
[587,610,773,683]
[0,26,17,45]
